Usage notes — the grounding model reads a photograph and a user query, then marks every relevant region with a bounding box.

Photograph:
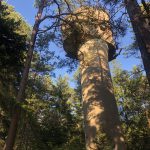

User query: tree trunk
[3,1,45,149]
[78,38,126,150]
[125,0,150,85]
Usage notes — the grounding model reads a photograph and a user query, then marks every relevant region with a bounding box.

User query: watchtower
[62,7,125,150]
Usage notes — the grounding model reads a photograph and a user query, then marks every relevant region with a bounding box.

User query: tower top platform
[62,6,116,61]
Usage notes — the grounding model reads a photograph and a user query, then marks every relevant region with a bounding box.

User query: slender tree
[3,1,46,149]
[124,0,150,129]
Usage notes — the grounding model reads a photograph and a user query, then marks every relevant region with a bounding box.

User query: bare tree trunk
[79,39,126,150]
[125,0,150,85]
[3,1,45,149]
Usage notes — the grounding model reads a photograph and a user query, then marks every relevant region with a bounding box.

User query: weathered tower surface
[62,7,126,150]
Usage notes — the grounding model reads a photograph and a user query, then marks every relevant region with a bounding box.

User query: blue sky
[7,0,142,84]
[7,0,36,24]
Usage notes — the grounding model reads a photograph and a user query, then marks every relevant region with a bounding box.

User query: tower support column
[78,39,125,150]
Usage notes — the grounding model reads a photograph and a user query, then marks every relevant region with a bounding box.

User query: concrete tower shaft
[62,7,126,150]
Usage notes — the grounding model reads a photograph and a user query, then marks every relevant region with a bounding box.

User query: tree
[0,2,30,149]
[124,0,150,85]
[102,0,150,85]
[14,73,85,150]
[112,61,150,149]
[3,1,47,149]
[0,2,30,89]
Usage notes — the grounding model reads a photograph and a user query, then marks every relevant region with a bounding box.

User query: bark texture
[3,1,45,149]
[125,0,150,85]
[79,39,126,150]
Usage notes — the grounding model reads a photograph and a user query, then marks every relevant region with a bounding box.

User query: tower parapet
[62,6,116,61]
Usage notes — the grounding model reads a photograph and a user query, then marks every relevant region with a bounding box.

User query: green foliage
[112,61,150,150]
[0,2,30,148]
[13,74,85,150]
[0,2,30,86]
[0,2,30,72]
[95,132,113,150]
